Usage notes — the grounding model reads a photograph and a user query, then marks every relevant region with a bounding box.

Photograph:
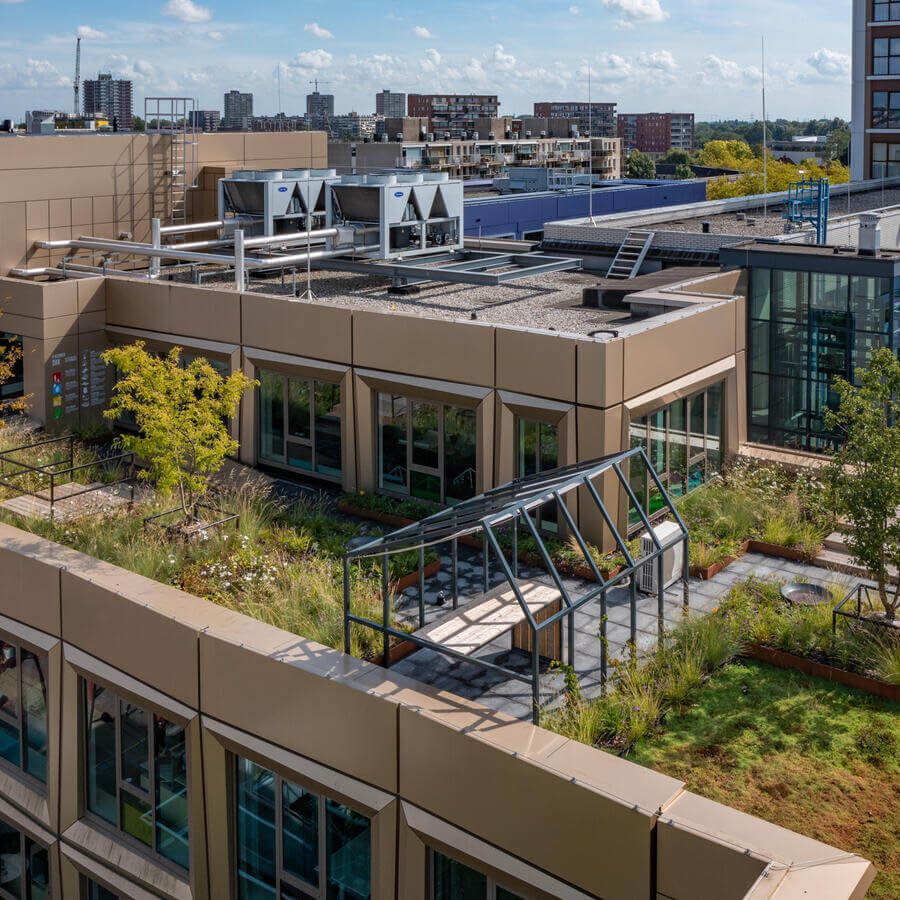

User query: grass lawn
[629,661,900,899]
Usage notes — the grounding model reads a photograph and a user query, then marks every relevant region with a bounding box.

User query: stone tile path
[0,481,144,520]
[390,550,860,722]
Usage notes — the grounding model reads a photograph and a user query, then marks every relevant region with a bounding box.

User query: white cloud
[698,54,761,85]
[163,0,212,24]
[76,26,108,39]
[637,49,677,72]
[304,22,334,40]
[602,0,668,26]
[464,58,487,83]
[421,48,441,72]
[290,49,333,70]
[807,48,850,80]
[207,30,224,40]
[0,58,69,89]
[413,25,435,38]
[570,5,581,14]
[492,44,516,70]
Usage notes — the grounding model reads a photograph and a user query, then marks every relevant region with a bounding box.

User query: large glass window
[0,816,50,900]
[377,393,476,506]
[516,419,558,533]
[81,878,118,900]
[0,334,24,414]
[873,36,900,75]
[82,681,189,870]
[259,371,342,480]
[235,755,371,900]
[430,851,523,899]
[874,0,900,21]
[747,267,893,450]
[871,142,900,179]
[871,91,900,129]
[0,639,47,785]
[628,383,724,526]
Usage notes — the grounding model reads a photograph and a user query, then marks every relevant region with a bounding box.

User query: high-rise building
[532,101,617,137]
[407,94,499,139]
[617,113,695,156]
[82,73,133,130]
[851,0,897,180]
[306,91,335,119]
[188,110,221,132]
[223,91,253,130]
[375,89,406,118]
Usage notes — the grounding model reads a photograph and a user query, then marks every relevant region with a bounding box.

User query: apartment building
[330,113,381,140]
[375,89,405,118]
[188,110,221,133]
[617,113,695,156]
[851,0,900,179]
[407,95,500,139]
[223,91,253,131]
[533,101,617,137]
[82,74,132,131]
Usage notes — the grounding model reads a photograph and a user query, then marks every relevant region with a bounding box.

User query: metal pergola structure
[342,448,690,723]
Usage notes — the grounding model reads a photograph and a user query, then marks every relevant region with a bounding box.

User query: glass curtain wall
[430,851,524,899]
[628,383,723,525]
[259,371,342,480]
[82,680,189,870]
[748,267,895,450]
[377,394,476,506]
[234,755,372,900]
[516,419,559,533]
[0,816,50,899]
[0,638,48,785]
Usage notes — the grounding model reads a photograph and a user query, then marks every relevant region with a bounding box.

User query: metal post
[600,589,608,688]
[342,557,351,654]
[511,517,519,579]
[418,545,426,629]
[150,218,161,278]
[234,228,245,292]
[629,569,637,649]
[382,551,390,668]
[451,537,459,609]
[657,553,665,643]
[531,642,540,726]
[682,535,690,612]
[482,529,489,593]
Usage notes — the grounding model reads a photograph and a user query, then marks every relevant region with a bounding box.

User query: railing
[0,434,136,520]
[833,582,892,633]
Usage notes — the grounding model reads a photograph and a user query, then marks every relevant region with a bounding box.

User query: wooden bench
[411,580,562,659]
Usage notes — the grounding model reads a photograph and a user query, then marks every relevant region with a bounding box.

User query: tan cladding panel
[353,310,495,386]
[0,276,79,320]
[0,524,64,635]
[577,338,623,408]
[105,278,241,344]
[622,303,737,401]
[199,630,399,792]
[397,703,680,900]
[242,293,351,362]
[0,134,142,172]
[496,328,577,402]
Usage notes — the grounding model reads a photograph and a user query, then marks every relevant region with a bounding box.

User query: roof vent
[858,213,881,256]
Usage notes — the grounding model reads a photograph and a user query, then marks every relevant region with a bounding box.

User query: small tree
[0,315,31,418]
[825,348,900,621]
[673,163,693,180]
[102,342,255,519]
[626,150,656,179]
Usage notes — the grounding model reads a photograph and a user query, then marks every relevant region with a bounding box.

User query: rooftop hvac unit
[638,520,684,594]
[488,132,494,140]
[525,130,532,138]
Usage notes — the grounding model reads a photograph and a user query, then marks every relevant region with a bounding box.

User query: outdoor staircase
[817,531,899,584]
[606,230,655,279]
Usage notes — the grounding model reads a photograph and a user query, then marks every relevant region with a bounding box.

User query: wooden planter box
[364,639,420,668]
[337,501,415,530]
[690,540,750,580]
[743,643,900,701]
[393,559,441,592]
[746,539,819,563]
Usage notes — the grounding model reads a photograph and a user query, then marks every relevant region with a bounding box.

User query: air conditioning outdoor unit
[638,520,684,594]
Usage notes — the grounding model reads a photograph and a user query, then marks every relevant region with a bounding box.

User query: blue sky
[0,0,853,123]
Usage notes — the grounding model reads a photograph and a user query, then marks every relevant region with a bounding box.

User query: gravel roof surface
[207,268,638,335]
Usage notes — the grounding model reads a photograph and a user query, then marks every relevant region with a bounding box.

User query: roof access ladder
[606,230,654,279]
[145,97,199,228]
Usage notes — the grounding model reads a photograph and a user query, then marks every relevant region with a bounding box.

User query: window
[871,142,900,178]
[517,419,559,533]
[871,92,900,129]
[82,681,189,870]
[874,0,900,22]
[0,816,50,900]
[234,755,371,900]
[0,334,24,414]
[377,394,476,506]
[429,851,523,899]
[627,384,724,526]
[81,878,118,900]
[0,639,47,785]
[259,371,342,480]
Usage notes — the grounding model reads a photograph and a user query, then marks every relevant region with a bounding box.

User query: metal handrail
[832,581,887,633]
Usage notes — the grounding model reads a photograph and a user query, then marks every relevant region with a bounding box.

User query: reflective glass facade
[628,383,723,524]
[0,638,47,785]
[430,851,524,899]
[748,267,899,450]
[82,680,189,869]
[0,815,50,899]
[259,372,342,480]
[377,394,476,505]
[235,755,371,899]
[517,418,559,533]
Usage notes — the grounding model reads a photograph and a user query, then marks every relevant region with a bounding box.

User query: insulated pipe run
[170,227,340,252]
[10,266,96,279]
[158,220,224,235]
[37,238,238,266]
[234,229,245,292]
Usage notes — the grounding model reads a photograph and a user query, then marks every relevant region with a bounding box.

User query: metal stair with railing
[606,230,655,279]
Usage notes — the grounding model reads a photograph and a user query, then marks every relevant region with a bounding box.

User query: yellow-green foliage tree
[102,341,256,518]
[0,313,30,417]
[699,139,850,200]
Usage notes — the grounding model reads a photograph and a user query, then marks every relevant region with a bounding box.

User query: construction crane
[73,36,81,115]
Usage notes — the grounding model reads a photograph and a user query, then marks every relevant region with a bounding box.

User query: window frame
[79,678,191,876]
[231,754,373,900]
[427,849,524,900]
[873,0,900,22]
[0,814,51,900]
[257,369,343,483]
[515,416,560,534]
[0,632,49,791]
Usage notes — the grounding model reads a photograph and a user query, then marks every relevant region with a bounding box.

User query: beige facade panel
[0,202,28,273]
[496,327,578,402]
[577,337,624,409]
[353,310,495,387]
[0,276,79,320]
[241,293,352,362]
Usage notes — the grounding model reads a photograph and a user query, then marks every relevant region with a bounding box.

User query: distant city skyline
[0,0,852,123]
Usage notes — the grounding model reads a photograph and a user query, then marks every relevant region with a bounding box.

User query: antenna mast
[73,36,81,115]
[588,63,594,223]
[762,36,768,221]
